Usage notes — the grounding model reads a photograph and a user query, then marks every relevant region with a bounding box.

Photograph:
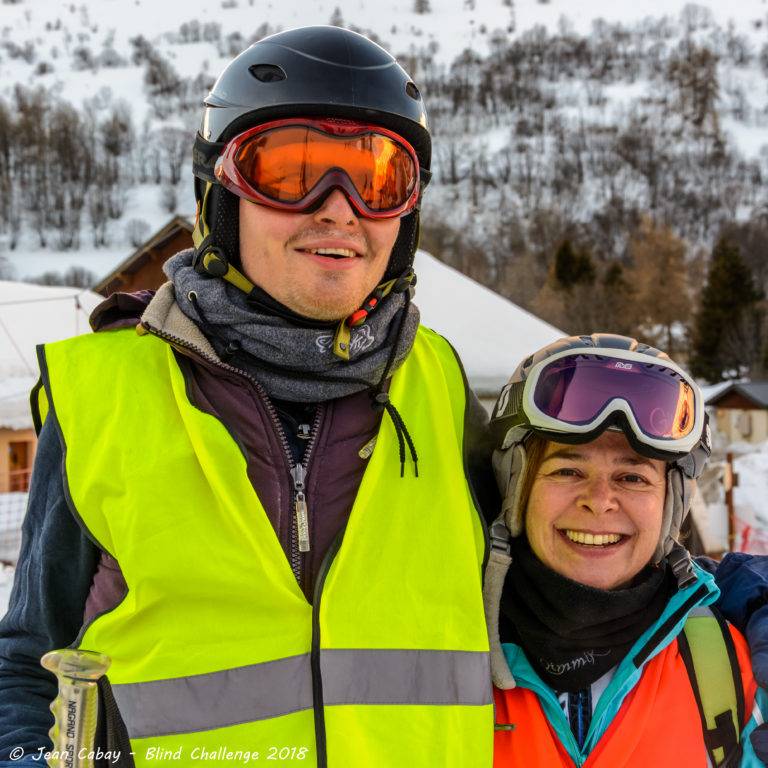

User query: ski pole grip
[41,648,111,768]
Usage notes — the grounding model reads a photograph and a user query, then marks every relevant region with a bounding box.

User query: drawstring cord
[189,290,244,362]
[373,391,419,478]
[370,288,419,478]
[188,287,419,479]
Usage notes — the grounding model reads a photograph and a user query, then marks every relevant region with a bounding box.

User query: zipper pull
[290,465,310,553]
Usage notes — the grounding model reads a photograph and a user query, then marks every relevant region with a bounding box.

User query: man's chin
[290,289,374,323]
[285,294,364,323]
[295,304,358,322]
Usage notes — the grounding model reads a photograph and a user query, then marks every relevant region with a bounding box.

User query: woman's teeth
[564,530,622,546]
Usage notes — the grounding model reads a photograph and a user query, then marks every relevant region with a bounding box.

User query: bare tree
[157,127,189,185]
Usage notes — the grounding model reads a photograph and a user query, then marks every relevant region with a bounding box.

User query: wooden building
[706,382,768,445]
[0,428,36,493]
[94,216,194,296]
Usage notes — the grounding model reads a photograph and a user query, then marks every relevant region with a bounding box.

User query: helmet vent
[405,81,421,101]
[249,64,287,83]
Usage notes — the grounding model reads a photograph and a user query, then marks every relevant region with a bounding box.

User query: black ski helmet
[192,25,432,281]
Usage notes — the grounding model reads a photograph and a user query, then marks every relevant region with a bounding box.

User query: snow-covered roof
[0,257,564,430]
[705,381,768,409]
[0,282,103,430]
[701,381,734,404]
[413,250,564,397]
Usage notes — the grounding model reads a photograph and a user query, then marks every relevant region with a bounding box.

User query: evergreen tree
[554,239,595,288]
[690,237,762,382]
[413,0,431,13]
[329,7,344,26]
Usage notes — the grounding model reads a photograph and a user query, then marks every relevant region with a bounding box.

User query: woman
[484,334,768,767]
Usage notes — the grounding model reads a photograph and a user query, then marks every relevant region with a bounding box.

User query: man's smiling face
[238,190,400,321]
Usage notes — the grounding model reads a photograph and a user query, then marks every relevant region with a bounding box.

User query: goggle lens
[223,122,419,215]
[534,355,696,441]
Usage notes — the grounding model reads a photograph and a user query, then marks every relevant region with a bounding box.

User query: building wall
[714,391,763,410]
[0,428,37,493]
[99,227,193,296]
[714,407,768,444]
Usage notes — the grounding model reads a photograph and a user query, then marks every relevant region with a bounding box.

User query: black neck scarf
[501,537,675,692]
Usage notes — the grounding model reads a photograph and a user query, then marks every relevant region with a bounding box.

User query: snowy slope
[2,0,768,280]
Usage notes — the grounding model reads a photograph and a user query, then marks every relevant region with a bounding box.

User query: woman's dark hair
[519,433,549,530]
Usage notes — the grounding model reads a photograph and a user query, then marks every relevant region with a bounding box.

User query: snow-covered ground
[730,441,768,554]
[0,566,14,616]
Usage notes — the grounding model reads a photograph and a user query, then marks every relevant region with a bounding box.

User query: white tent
[413,250,564,401]
[0,281,103,430]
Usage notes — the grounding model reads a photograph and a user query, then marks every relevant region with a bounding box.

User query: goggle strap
[193,133,227,185]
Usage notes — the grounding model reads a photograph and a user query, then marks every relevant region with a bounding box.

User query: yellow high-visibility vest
[38,324,492,767]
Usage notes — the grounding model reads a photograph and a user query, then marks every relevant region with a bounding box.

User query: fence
[0,493,27,564]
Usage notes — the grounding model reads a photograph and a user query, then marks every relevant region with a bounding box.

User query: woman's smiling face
[524,430,667,590]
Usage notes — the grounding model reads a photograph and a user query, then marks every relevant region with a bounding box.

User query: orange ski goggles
[214,118,422,219]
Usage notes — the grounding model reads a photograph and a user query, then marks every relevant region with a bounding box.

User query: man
[0,25,767,768]
[0,26,495,767]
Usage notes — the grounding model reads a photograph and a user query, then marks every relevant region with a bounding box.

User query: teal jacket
[501,565,768,767]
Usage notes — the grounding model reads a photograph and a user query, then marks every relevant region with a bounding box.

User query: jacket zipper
[288,405,324,585]
[141,320,323,588]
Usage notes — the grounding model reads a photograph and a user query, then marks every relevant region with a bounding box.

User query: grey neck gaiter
[164,250,420,403]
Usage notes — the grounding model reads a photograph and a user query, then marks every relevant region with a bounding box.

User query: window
[8,441,31,492]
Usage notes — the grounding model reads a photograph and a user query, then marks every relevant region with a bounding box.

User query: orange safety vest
[493,626,756,767]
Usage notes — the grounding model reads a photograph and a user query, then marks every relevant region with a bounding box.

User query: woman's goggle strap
[214,118,422,219]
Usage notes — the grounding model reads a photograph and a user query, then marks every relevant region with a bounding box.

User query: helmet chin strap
[331,270,415,360]
[196,246,258,294]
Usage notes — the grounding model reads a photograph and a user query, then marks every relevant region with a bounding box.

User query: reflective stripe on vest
[39,325,493,768]
[113,649,491,738]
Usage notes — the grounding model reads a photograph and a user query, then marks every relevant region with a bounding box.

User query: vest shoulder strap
[678,606,745,767]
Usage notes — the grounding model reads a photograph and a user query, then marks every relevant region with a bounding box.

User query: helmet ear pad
[654,468,694,565]
[211,187,241,267]
[492,443,528,537]
[385,209,420,280]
